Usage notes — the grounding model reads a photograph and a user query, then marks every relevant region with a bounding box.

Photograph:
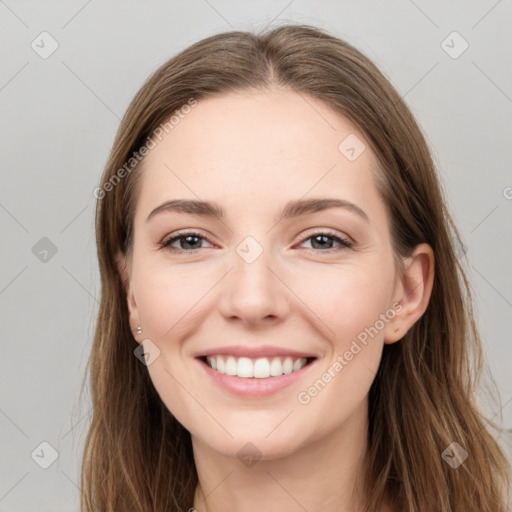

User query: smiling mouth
[198,355,317,379]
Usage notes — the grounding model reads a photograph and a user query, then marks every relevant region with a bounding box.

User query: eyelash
[159,229,353,254]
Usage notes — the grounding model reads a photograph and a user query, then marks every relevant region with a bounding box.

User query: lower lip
[196,357,317,398]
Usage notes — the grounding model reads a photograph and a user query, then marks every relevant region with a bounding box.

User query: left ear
[383,243,435,344]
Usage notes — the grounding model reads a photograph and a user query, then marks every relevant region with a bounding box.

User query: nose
[217,243,291,327]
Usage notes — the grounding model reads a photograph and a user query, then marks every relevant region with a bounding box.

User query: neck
[191,400,372,512]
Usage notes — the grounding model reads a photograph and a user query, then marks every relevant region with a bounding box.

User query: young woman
[81,23,510,511]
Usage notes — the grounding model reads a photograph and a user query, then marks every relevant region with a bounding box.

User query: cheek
[295,265,393,398]
[134,253,395,349]
[133,261,213,339]
[299,263,394,343]
[289,272,391,423]
[129,255,394,450]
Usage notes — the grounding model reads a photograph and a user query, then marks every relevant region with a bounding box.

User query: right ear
[115,250,140,338]
[116,250,130,293]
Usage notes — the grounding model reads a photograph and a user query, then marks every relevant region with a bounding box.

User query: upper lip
[196,345,318,359]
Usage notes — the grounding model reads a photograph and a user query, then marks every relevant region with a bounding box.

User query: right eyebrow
[146,199,224,223]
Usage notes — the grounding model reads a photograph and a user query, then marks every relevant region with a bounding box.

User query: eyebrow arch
[146,197,369,224]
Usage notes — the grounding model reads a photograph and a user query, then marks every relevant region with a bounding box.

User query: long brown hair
[81,23,511,511]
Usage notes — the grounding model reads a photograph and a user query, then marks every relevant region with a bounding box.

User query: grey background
[1,1,511,510]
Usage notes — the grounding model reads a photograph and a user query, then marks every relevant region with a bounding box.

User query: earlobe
[384,243,435,344]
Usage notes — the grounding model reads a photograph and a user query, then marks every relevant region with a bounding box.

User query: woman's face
[121,88,407,460]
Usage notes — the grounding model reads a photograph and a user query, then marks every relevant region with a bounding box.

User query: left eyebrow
[279,197,369,223]
[145,197,369,224]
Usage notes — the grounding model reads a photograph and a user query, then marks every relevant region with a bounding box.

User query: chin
[192,423,311,463]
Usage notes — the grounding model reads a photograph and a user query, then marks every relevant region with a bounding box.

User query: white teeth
[293,358,305,371]
[225,356,237,375]
[283,357,293,374]
[269,357,283,376]
[253,358,270,378]
[205,355,309,378]
[237,357,253,378]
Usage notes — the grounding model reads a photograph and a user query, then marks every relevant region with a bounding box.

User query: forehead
[135,89,385,223]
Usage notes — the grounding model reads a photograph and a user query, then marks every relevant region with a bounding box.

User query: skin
[117,87,434,512]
